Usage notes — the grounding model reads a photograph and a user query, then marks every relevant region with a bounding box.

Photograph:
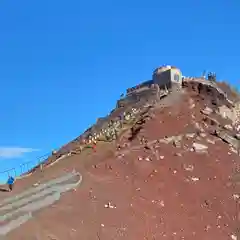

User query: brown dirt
[2,89,240,240]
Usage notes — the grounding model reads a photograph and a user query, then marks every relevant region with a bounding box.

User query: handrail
[0,152,51,183]
[0,86,170,183]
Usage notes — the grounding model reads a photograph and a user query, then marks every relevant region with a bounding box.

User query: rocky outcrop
[201,106,213,115]
[183,78,234,108]
[192,142,208,153]
[117,87,167,108]
[218,105,239,125]
[202,115,220,127]
[214,128,239,151]
[19,70,240,178]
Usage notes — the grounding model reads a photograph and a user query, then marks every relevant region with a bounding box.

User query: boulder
[215,129,239,149]
[224,124,233,131]
[185,133,195,139]
[235,133,240,140]
[173,140,181,148]
[201,107,213,115]
[192,143,208,153]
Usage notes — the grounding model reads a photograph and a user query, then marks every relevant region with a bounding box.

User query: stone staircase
[0,171,82,237]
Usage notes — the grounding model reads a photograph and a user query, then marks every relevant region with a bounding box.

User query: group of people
[207,72,217,82]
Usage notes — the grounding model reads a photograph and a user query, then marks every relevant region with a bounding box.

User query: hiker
[92,139,97,152]
[7,176,15,192]
[92,142,97,152]
[85,139,97,152]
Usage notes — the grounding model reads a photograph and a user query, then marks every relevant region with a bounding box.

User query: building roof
[153,65,181,75]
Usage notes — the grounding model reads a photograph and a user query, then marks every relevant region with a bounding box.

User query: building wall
[126,80,153,95]
[117,88,158,108]
[152,69,172,89]
[170,68,182,86]
[153,67,182,89]
[117,94,139,108]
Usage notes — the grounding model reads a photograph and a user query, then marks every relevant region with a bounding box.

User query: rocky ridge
[1,73,240,240]
[30,76,240,170]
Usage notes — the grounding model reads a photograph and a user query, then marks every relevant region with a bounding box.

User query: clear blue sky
[0,0,239,182]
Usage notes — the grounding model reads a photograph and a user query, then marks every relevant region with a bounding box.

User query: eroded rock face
[182,78,233,107]
[202,116,220,127]
[215,129,239,150]
[218,105,237,123]
[6,69,240,240]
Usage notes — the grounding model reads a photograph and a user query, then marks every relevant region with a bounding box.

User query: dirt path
[0,171,81,237]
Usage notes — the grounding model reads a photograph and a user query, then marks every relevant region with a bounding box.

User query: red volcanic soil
[2,90,240,240]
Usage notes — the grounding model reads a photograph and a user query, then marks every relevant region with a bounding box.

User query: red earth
[1,88,240,240]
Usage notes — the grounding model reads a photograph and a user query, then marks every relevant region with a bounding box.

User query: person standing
[92,140,97,152]
[7,176,15,192]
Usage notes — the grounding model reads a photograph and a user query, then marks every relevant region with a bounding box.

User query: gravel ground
[1,88,240,240]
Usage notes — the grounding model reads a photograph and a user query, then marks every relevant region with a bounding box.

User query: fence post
[1,151,52,181]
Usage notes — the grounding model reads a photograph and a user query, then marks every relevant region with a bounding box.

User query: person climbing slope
[7,176,15,192]
[92,139,97,152]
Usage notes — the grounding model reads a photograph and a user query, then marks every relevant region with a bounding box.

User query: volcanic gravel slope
[1,84,240,240]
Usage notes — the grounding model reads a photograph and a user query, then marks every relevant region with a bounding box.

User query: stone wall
[153,69,172,89]
[117,88,160,108]
[126,80,153,95]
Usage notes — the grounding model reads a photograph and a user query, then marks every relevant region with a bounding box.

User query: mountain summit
[1,65,240,240]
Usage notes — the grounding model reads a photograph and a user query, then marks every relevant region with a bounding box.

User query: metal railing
[0,152,51,183]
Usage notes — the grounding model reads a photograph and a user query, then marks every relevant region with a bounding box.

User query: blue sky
[0,0,239,182]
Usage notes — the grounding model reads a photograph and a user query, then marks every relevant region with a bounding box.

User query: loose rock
[224,124,233,131]
[201,107,213,115]
[192,143,208,153]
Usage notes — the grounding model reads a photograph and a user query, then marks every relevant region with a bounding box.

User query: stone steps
[0,171,82,236]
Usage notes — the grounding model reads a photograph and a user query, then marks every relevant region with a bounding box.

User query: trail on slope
[0,170,82,237]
